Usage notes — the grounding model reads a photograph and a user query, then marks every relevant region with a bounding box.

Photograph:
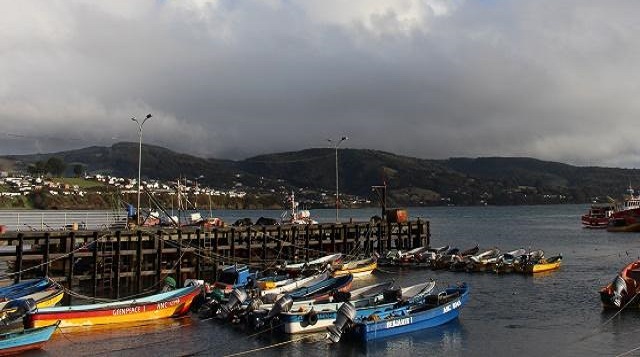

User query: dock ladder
[100,239,115,293]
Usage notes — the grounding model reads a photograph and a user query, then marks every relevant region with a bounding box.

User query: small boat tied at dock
[327,283,469,342]
[0,322,59,356]
[26,282,202,328]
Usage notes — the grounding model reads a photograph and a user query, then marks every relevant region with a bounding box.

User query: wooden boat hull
[0,322,58,356]
[27,285,201,328]
[353,284,469,341]
[332,262,377,278]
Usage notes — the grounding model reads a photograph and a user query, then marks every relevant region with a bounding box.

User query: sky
[2,0,640,168]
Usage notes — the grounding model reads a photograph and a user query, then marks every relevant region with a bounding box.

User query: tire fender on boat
[304,309,318,326]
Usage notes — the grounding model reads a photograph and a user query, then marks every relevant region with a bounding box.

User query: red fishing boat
[581,204,615,228]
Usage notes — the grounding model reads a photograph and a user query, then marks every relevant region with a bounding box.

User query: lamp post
[131,113,152,226]
[328,136,348,222]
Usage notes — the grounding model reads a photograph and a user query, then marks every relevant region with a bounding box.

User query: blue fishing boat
[287,274,353,302]
[0,322,59,356]
[279,280,435,334]
[328,283,469,342]
[0,278,51,299]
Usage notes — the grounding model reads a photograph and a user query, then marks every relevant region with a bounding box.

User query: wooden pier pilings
[0,219,430,299]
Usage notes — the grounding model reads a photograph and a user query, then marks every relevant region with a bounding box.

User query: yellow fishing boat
[332,257,377,278]
[523,255,562,274]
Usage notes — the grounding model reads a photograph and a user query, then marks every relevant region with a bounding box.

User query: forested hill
[2,143,638,206]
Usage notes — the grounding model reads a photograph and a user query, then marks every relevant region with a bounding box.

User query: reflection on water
[23,204,640,356]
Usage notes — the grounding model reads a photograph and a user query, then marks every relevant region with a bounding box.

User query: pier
[0,220,430,300]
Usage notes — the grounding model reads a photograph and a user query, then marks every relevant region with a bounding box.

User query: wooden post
[305,225,310,262]
[114,231,122,299]
[365,223,371,255]
[177,230,183,288]
[291,226,298,261]
[342,225,348,255]
[196,229,202,280]
[136,230,143,294]
[14,233,24,283]
[67,232,75,293]
[230,228,236,261]
[331,225,336,253]
[43,232,51,277]
[92,231,99,298]
[212,228,219,281]
[426,221,431,246]
[262,227,268,268]
[376,222,383,254]
[156,230,163,285]
[386,222,392,251]
[317,225,324,255]
[246,226,252,265]
[355,224,361,255]
[276,226,283,258]
[414,219,422,247]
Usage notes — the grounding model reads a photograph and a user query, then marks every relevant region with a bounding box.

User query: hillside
[3,143,640,206]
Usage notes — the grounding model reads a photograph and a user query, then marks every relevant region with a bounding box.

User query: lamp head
[341,136,348,141]
[146,114,152,119]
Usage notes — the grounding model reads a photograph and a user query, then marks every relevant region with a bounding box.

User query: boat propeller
[326,301,356,343]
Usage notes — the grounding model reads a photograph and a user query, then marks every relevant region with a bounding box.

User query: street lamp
[328,136,348,222]
[131,113,152,226]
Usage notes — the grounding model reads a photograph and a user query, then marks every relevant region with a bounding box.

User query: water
[30,204,640,356]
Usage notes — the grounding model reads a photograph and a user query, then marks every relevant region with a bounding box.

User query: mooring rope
[220,335,312,357]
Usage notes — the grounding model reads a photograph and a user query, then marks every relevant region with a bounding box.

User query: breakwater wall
[0,220,430,300]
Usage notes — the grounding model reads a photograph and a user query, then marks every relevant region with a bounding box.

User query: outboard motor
[219,288,248,319]
[0,298,37,325]
[250,295,293,331]
[326,302,356,343]
[383,286,402,303]
[612,275,628,308]
[266,295,294,320]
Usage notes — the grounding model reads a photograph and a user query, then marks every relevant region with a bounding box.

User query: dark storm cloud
[2,1,640,167]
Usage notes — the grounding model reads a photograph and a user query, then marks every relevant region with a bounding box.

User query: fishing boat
[331,283,469,342]
[448,245,481,272]
[522,254,562,274]
[276,280,435,334]
[259,271,329,300]
[607,208,640,232]
[256,275,293,290]
[0,322,59,356]
[282,191,318,225]
[26,284,202,328]
[493,248,527,273]
[279,254,342,275]
[465,248,501,272]
[0,278,64,313]
[332,256,377,278]
[600,260,640,309]
[212,264,256,294]
[581,204,615,228]
[287,274,353,302]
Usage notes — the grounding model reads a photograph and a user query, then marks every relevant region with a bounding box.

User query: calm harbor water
[27,204,640,356]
